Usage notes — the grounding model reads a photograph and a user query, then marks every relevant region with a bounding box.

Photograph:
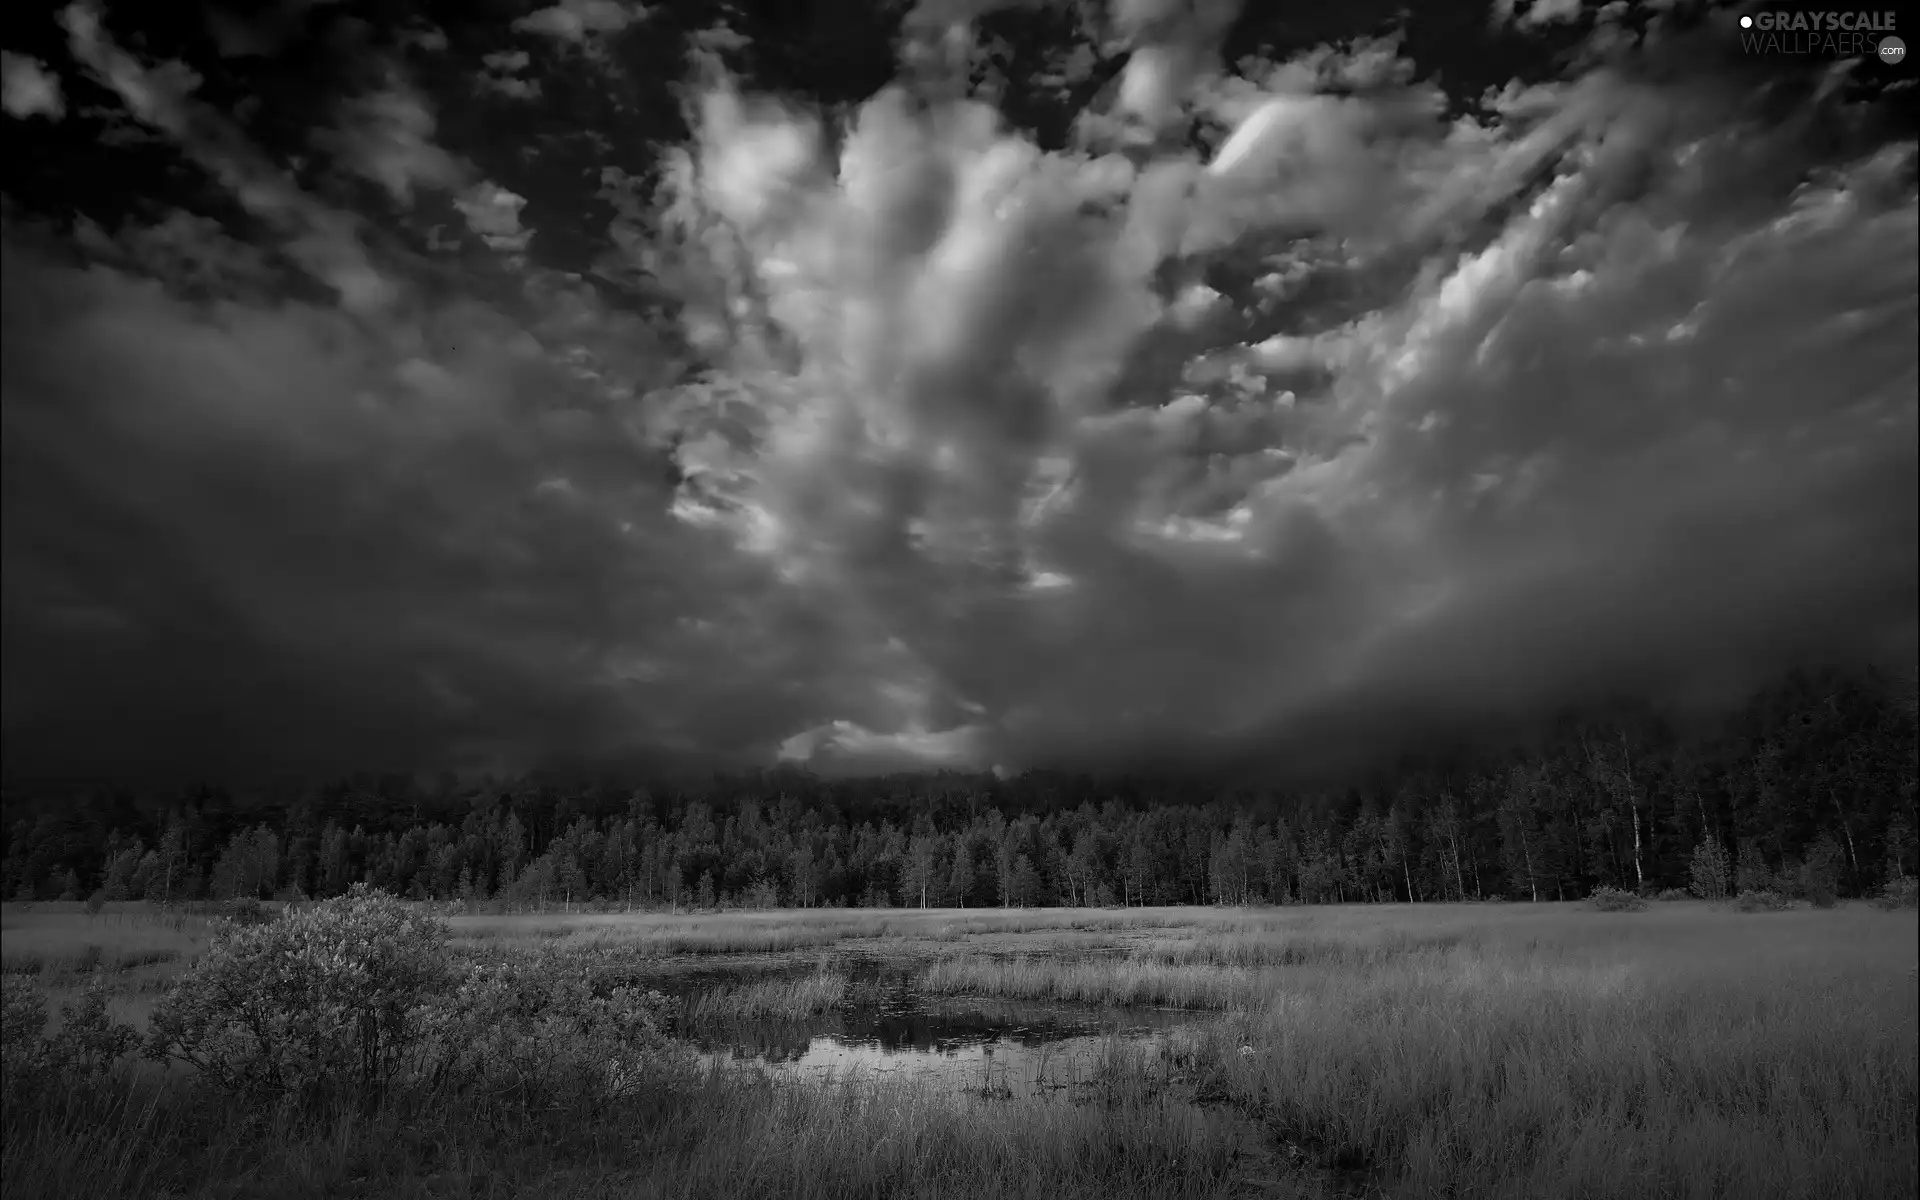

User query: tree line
[4,666,1914,910]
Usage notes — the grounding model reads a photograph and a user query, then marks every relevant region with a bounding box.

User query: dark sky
[2,0,1915,787]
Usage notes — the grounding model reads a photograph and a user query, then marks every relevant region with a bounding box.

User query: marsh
[3,897,1914,1199]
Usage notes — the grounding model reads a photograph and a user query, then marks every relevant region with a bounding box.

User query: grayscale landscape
[2,0,1915,1197]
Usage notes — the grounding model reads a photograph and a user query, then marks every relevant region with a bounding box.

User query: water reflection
[687,985,1207,1097]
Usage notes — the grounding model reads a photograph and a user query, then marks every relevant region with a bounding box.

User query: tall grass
[0,944,180,976]
[0,910,214,978]
[1179,908,1920,1200]
[2,1062,1263,1200]
[621,1070,1260,1200]
[1127,928,1478,969]
[919,955,1264,1010]
[908,906,1917,1196]
[684,969,850,1022]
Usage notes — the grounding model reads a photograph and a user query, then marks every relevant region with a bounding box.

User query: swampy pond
[674,964,1212,1099]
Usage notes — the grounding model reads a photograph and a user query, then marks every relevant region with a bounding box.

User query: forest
[4,665,1915,911]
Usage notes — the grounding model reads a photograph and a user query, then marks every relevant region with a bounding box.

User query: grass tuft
[684,968,850,1022]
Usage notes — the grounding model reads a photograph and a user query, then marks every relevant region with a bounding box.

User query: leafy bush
[1,975,49,1066]
[1874,875,1919,911]
[1588,886,1648,912]
[51,977,139,1075]
[412,951,677,1109]
[1655,888,1690,902]
[2,975,139,1103]
[144,883,679,1113]
[146,883,452,1107]
[1735,889,1794,912]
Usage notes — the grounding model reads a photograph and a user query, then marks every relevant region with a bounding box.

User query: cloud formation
[2,2,1914,783]
[512,0,646,47]
[652,28,1918,774]
[1,51,65,119]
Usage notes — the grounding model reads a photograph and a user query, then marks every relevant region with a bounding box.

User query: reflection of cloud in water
[698,997,1209,1097]
[705,1033,1180,1097]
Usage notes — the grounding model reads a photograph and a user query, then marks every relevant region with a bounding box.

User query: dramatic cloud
[2,1,1914,783]
[650,35,1918,774]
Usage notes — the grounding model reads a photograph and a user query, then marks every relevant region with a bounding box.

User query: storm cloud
[2,1,1914,784]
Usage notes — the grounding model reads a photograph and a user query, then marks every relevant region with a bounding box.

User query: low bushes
[411,951,680,1107]
[1875,876,1919,910]
[1736,889,1796,912]
[1588,886,1648,912]
[94,884,681,1113]
[1,976,138,1105]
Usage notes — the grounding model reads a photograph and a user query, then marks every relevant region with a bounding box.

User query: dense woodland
[3,666,1915,910]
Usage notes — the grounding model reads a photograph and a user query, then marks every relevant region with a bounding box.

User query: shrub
[143,883,678,1113]
[1655,888,1690,902]
[1689,839,1731,900]
[223,896,272,926]
[146,883,452,1108]
[50,977,139,1075]
[1874,875,1919,911]
[2,976,138,1103]
[1588,886,1647,912]
[411,951,677,1109]
[1735,889,1794,912]
[1,975,49,1068]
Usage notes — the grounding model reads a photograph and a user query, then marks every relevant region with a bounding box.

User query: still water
[683,973,1212,1099]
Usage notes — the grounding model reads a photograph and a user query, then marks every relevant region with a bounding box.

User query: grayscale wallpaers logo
[1734,6,1905,61]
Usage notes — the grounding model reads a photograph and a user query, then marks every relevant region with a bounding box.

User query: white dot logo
[1740,15,1753,28]
[1881,36,1907,65]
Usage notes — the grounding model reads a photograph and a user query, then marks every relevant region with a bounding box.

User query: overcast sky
[1,0,1914,786]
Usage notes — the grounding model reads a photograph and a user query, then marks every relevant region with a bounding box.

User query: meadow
[3,898,1915,1199]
